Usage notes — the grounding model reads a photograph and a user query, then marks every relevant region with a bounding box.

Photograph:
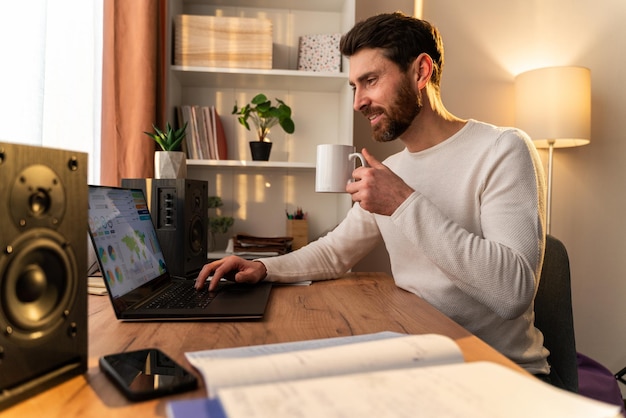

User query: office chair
[534,234,579,393]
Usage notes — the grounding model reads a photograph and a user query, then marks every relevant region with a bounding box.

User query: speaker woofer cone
[0,230,76,340]
[189,215,203,256]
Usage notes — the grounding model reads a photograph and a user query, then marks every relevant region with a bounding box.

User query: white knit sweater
[261,120,549,374]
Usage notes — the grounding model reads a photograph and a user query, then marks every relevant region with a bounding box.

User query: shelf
[171,66,349,92]
[168,0,355,242]
[187,159,315,170]
[183,0,350,13]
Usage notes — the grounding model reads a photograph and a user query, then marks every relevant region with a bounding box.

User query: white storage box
[175,15,272,69]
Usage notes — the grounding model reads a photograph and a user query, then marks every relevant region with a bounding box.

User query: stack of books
[178,105,228,160]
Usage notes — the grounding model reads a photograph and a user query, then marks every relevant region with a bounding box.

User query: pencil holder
[286,219,308,250]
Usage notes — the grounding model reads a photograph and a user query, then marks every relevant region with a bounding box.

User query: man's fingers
[195,260,223,289]
[361,148,383,168]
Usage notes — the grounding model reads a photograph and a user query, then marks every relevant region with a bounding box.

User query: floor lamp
[515,66,591,234]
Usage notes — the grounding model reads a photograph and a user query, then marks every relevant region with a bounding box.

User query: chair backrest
[534,234,579,392]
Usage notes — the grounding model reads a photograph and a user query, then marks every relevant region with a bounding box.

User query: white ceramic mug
[315,144,367,193]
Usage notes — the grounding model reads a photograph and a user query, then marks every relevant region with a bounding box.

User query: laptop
[87,185,272,321]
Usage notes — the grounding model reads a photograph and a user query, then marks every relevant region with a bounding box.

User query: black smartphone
[99,348,198,401]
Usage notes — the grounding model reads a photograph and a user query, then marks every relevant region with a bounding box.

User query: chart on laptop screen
[88,187,166,298]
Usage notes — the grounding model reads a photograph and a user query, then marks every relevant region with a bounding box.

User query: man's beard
[367,77,421,143]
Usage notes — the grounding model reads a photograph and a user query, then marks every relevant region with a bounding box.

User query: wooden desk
[3,272,523,417]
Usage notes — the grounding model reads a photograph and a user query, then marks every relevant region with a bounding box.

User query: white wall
[424,0,626,393]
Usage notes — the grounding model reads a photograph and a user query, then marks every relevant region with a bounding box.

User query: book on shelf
[201,106,216,159]
[191,105,207,159]
[167,332,622,418]
[177,105,228,160]
[213,106,228,160]
[179,105,197,159]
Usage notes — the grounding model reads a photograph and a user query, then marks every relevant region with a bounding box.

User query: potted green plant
[144,122,188,179]
[208,196,235,251]
[232,93,295,161]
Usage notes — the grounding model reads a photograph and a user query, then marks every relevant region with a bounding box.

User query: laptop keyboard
[144,282,216,309]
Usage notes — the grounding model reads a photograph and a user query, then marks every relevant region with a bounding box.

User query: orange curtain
[100,0,165,186]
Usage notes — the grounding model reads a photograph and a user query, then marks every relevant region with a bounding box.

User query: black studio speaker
[0,142,88,410]
[121,178,208,278]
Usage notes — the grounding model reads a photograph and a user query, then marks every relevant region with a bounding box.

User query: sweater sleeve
[259,203,382,283]
[391,129,546,319]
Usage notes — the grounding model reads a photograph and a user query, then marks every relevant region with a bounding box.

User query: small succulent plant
[144,122,187,151]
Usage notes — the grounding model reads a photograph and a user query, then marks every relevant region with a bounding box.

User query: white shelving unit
[166,0,356,248]
[171,66,349,92]
[186,159,315,169]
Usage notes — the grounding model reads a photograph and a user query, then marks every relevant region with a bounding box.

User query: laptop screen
[88,186,168,299]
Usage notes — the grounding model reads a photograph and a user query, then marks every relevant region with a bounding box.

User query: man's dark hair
[339,12,445,87]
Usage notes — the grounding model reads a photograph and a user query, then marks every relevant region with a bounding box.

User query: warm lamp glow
[515,66,591,149]
[514,66,591,234]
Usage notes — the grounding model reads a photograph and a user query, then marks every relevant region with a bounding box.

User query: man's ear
[412,53,433,90]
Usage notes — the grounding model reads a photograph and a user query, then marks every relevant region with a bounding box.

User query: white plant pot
[154,151,187,179]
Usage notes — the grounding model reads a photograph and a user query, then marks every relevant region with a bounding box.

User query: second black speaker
[122,178,208,278]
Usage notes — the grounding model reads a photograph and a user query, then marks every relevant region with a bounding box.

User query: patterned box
[297,33,342,72]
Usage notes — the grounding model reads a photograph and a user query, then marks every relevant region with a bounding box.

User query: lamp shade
[515,66,591,149]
